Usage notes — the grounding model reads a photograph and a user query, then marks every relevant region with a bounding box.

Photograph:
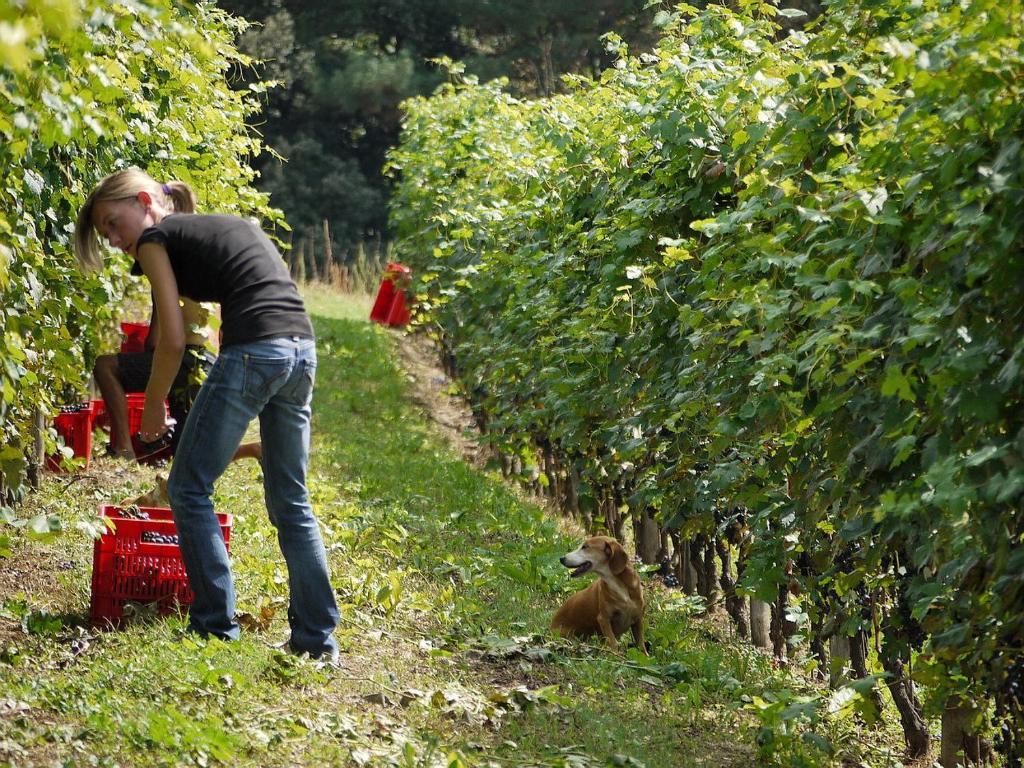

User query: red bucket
[369,263,413,327]
[120,322,150,353]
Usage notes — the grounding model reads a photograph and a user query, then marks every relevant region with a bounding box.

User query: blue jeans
[167,336,339,656]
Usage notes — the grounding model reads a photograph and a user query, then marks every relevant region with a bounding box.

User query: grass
[0,289,917,768]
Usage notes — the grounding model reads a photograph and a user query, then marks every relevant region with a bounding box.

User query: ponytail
[162,180,196,214]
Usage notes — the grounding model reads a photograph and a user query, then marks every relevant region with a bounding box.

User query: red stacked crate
[89,505,232,626]
[46,402,95,471]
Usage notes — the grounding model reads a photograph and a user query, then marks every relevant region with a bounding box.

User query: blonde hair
[74,168,197,270]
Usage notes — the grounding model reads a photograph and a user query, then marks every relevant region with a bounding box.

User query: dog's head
[559,535,629,578]
[131,473,169,508]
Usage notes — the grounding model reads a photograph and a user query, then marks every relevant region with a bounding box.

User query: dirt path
[390,328,489,468]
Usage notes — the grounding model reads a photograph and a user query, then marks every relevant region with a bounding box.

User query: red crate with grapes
[89,505,232,626]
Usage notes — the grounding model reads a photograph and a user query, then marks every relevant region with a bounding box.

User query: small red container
[46,403,95,471]
[369,262,413,327]
[120,322,150,353]
[89,505,232,627]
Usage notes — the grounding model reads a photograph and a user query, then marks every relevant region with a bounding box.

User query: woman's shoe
[105,443,135,460]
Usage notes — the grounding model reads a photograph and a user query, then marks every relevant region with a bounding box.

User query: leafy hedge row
[389,0,1023,760]
[0,1,278,532]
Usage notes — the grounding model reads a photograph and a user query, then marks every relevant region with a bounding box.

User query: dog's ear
[607,540,628,575]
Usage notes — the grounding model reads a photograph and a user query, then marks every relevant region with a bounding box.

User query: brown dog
[551,535,646,653]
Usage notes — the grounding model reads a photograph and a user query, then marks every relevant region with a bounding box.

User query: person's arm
[136,242,184,440]
[144,291,161,352]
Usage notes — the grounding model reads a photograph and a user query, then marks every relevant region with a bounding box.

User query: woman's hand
[140,398,174,442]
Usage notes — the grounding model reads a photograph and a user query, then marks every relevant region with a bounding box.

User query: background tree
[215,0,662,267]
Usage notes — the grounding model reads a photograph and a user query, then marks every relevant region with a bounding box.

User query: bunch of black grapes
[649,555,679,588]
[995,655,1023,767]
[141,531,179,545]
[119,505,150,520]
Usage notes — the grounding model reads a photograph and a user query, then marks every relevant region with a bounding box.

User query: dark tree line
[215,0,660,256]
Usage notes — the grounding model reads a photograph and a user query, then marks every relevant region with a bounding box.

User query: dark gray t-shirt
[134,213,313,347]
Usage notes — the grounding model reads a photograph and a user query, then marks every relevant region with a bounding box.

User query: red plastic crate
[369,262,412,326]
[46,403,95,471]
[369,277,397,323]
[120,321,150,353]
[89,505,232,627]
